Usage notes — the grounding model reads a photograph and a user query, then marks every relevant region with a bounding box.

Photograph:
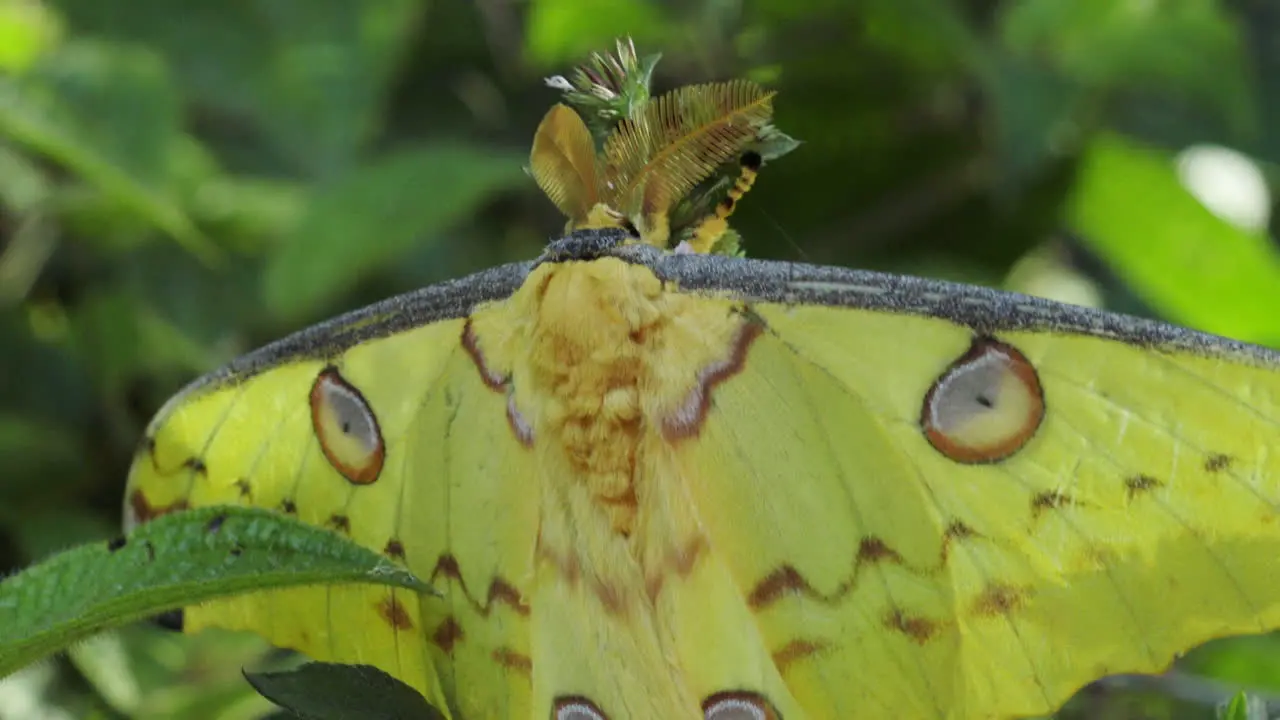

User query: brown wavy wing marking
[746,523,1032,669]
[971,583,1030,617]
[491,647,533,676]
[1030,489,1075,519]
[885,609,941,644]
[663,319,764,440]
[429,553,530,617]
[128,489,189,524]
[383,538,406,559]
[426,555,535,675]
[327,513,351,533]
[747,527,977,610]
[644,535,708,601]
[431,617,463,652]
[462,318,534,446]
[537,537,707,615]
[537,544,631,614]
[1204,453,1234,473]
[1125,473,1163,500]
[938,520,977,564]
[137,435,209,476]
[770,639,831,673]
[384,545,530,669]
[127,439,210,527]
[462,318,509,391]
[377,595,415,631]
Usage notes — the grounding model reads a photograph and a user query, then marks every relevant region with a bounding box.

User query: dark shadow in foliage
[246,662,446,720]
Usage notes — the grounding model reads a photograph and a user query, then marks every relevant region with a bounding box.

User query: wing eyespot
[553,696,607,719]
[703,691,780,719]
[310,367,386,484]
[921,337,1044,463]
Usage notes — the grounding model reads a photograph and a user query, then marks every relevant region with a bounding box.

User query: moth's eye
[553,697,607,720]
[310,367,385,484]
[921,337,1044,463]
[703,692,779,720]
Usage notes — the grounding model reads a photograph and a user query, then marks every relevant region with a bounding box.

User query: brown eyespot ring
[554,696,607,720]
[310,367,385,484]
[703,691,779,719]
[921,337,1044,464]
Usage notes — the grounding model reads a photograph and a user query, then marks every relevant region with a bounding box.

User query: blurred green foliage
[1,0,1279,717]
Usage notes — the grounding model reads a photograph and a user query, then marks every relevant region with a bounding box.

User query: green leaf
[981,50,1083,183]
[1000,0,1253,133]
[2,508,115,563]
[263,144,525,320]
[0,506,432,678]
[1066,133,1280,345]
[1218,691,1264,720]
[1180,635,1280,692]
[525,0,667,67]
[0,0,63,73]
[66,632,142,715]
[57,0,424,175]
[0,142,53,213]
[0,415,89,501]
[1220,692,1247,720]
[245,663,446,720]
[0,40,220,264]
[66,288,216,394]
[187,176,307,252]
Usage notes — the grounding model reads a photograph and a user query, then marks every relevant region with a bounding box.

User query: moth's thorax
[469,255,744,545]
[464,257,765,716]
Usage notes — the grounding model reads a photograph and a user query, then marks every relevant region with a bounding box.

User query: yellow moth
[125,71,1280,720]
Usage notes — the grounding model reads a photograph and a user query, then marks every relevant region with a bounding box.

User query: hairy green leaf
[0,506,431,678]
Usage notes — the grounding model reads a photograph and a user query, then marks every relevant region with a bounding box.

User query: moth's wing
[659,256,1280,719]
[124,264,539,719]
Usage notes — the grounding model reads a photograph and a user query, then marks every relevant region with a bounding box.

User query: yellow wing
[125,265,541,719]
[127,228,1280,720]
[665,256,1280,719]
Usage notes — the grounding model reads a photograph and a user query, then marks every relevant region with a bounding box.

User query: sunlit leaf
[1066,133,1280,346]
[1181,635,1280,692]
[525,0,666,66]
[0,0,62,73]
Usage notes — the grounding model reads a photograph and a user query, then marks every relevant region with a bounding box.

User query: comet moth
[126,42,1280,720]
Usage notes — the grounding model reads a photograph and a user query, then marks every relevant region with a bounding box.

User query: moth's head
[529,56,795,258]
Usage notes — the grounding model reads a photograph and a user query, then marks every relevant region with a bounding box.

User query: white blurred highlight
[1176,144,1271,232]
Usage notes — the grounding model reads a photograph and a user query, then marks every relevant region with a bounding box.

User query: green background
[1,0,1279,717]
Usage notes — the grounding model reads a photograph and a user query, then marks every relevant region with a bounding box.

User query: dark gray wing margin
[182,260,533,394]
[612,243,1280,367]
[171,228,1278,401]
